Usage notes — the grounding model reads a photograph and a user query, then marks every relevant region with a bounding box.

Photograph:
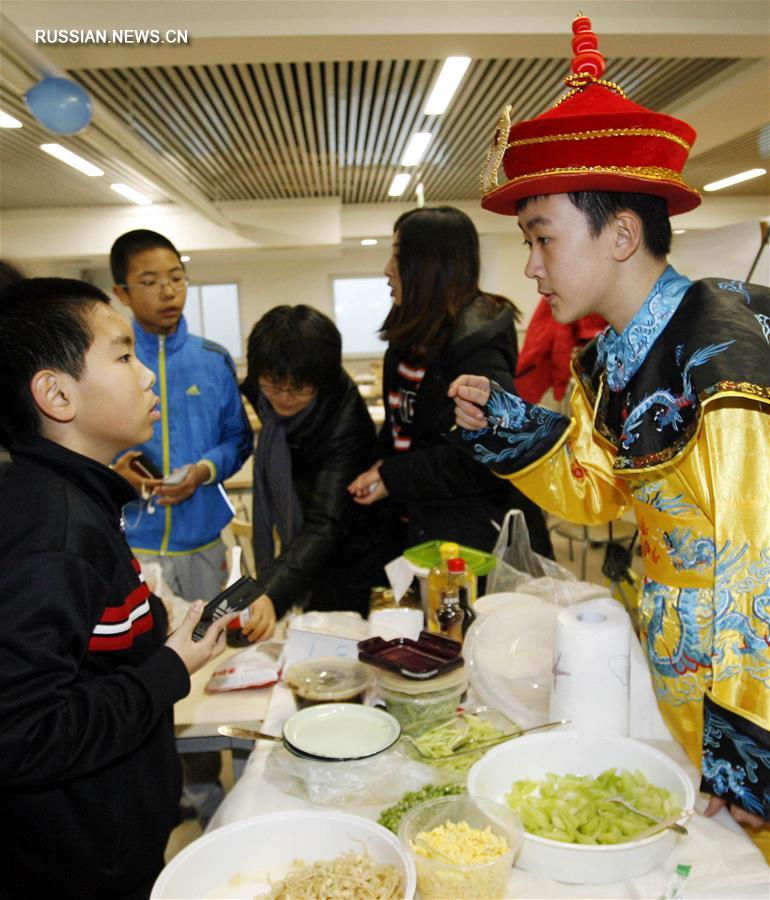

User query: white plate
[464,595,563,728]
[283,702,401,760]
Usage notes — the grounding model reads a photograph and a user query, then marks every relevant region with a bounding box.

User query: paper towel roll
[549,597,631,737]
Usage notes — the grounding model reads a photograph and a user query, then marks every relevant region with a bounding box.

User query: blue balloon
[25,76,92,134]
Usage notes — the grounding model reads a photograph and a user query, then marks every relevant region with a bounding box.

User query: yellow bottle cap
[439,541,460,560]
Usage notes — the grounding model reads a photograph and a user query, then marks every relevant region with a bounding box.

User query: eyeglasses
[258,381,317,399]
[119,275,190,294]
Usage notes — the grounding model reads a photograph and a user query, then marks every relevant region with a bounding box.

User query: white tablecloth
[207,684,768,899]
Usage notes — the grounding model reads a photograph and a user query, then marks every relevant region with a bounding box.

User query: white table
[207,684,769,899]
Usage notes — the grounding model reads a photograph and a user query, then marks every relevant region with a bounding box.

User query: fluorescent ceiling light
[703,168,766,192]
[111,183,153,205]
[388,173,411,197]
[40,143,103,176]
[0,110,23,128]
[180,255,191,262]
[673,229,686,234]
[360,239,378,246]
[401,132,432,166]
[424,57,471,115]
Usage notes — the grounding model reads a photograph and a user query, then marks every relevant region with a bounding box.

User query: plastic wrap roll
[549,597,631,737]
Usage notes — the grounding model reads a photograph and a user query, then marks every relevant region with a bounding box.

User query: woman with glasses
[239,305,387,641]
[348,206,553,560]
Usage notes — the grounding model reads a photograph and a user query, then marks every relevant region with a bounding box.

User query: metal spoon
[607,798,690,836]
[217,724,283,743]
[405,718,570,761]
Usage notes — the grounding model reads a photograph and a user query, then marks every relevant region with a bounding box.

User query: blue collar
[133,315,188,355]
[597,266,692,391]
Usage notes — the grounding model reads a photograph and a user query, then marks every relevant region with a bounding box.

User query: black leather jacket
[241,371,387,617]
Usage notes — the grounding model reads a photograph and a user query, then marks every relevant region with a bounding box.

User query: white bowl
[151,810,417,898]
[467,733,694,884]
[473,591,539,616]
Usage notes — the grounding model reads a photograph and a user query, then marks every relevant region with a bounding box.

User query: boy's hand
[348,460,388,505]
[165,600,233,675]
[153,462,211,506]
[704,794,768,829]
[242,595,277,643]
[113,449,163,495]
[448,375,491,430]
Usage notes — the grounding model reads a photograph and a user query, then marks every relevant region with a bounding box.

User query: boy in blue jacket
[0,278,231,899]
[111,229,252,824]
[111,229,252,601]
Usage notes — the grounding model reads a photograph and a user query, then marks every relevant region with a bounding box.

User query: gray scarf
[252,392,318,573]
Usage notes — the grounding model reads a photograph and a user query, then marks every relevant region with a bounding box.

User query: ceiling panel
[0,86,167,209]
[2,54,762,211]
[65,55,746,206]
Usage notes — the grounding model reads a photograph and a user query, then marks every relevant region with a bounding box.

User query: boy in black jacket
[0,278,233,900]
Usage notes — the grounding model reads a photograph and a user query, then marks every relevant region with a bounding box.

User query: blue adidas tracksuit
[124,316,253,554]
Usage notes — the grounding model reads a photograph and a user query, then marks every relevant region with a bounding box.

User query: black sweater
[241,371,388,618]
[0,438,190,900]
[378,295,552,556]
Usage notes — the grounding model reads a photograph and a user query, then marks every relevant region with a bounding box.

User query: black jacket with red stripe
[0,437,190,900]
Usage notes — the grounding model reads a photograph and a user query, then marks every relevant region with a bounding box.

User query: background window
[185,283,243,359]
[332,276,390,356]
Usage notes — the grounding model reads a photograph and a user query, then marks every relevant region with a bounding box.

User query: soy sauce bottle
[437,588,464,643]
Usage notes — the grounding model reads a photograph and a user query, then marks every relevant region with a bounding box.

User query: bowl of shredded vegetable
[151,810,416,898]
[467,732,695,884]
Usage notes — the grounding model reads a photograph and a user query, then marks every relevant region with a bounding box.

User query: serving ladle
[404,718,569,761]
[217,724,283,743]
[607,798,691,837]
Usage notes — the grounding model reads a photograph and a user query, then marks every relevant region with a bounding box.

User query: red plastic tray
[357,630,463,679]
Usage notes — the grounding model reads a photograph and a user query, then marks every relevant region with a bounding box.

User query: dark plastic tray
[357,630,463,679]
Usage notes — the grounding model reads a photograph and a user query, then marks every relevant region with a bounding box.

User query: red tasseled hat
[480,14,701,216]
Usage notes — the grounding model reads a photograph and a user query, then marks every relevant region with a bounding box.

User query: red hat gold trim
[480,14,701,216]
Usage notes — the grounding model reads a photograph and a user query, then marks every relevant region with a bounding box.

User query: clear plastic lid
[283,657,371,702]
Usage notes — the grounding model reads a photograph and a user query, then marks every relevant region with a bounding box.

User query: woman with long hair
[348,205,552,558]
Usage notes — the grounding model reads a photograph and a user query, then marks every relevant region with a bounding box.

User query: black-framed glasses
[118,275,190,295]
[258,381,317,399]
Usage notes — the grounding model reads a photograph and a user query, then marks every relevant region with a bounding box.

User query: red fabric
[515,297,606,403]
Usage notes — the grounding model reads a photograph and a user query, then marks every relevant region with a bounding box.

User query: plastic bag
[263,741,441,807]
[204,642,281,693]
[485,509,609,606]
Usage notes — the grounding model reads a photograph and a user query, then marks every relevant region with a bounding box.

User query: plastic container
[282,657,371,708]
[376,664,468,734]
[398,794,523,899]
[405,540,496,577]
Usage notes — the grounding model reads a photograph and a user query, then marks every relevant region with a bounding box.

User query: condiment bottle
[446,557,477,638]
[427,541,460,632]
[436,589,464,642]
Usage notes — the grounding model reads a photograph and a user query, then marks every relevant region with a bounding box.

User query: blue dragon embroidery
[644,586,712,678]
[620,341,735,449]
[664,528,715,571]
[717,280,752,304]
[461,386,565,466]
[756,313,770,344]
[630,480,698,515]
[702,708,770,817]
